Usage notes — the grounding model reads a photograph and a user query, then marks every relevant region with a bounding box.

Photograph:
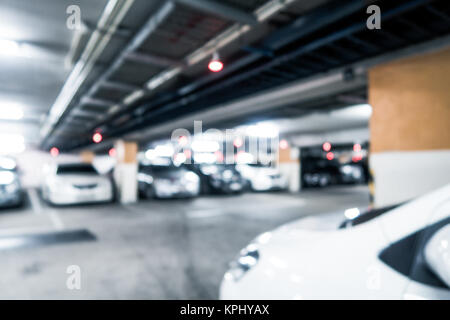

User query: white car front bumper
[47,186,113,205]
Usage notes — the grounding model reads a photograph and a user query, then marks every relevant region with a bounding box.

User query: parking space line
[27,188,65,230]
[0,226,54,237]
[27,189,42,215]
[48,211,65,230]
[186,209,224,219]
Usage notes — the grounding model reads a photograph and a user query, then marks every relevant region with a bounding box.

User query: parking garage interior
[0,0,449,300]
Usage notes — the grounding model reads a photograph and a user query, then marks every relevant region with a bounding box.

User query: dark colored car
[185,164,247,194]
[138,164,200,199]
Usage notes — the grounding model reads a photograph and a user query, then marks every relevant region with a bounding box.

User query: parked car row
[37,162,288,205]
[137,163,288,200]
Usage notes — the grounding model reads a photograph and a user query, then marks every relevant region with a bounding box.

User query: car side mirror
[424,224,450,287]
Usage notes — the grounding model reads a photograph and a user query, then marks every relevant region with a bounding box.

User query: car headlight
[224,243,260,282]
[0,171,15,185]
[5,181,19,193]
[222,170,233,180]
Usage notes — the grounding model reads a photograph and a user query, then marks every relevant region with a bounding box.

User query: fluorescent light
[0,104,23,120]
[154,145,174,157]
[0,134,25,154]
[0,39,19,56]
[246,122,279,138]
[191,140,220,153]
[236,152,254,164]
[0,157,16,170]
[145,149,156,160]
[193,153,216,164]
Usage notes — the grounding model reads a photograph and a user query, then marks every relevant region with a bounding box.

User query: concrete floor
[0,186,369,299]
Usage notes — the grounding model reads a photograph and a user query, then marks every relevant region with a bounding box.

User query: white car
[220,184,450,299]
[42,163,114,205]
[236,164,287,191]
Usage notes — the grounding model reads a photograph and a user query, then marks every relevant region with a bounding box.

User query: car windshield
[56,164,98,175]
[141,165,182,173]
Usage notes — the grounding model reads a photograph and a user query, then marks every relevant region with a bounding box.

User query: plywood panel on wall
[369,47,450,153]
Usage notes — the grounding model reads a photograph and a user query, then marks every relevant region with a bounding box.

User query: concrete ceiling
[2,0,450,154]
[0,0,108,145]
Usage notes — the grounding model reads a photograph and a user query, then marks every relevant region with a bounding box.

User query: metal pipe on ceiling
[98,0,369,132]
[173,0,258,26]
[90,0,299,132]
[106,0,436,138]
[40,0,135,147]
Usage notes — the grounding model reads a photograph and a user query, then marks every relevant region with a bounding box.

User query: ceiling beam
[126,51,185,68]
[101,81,141,92]
[84,1,175,99]
[71,109,103,118]
[174,0,258,25]
[80,97,115,108]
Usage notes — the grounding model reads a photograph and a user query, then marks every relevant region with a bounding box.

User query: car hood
[224,218,396,299]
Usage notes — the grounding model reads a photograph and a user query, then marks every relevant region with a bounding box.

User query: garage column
[369,47,450,207]
[278,145,301,193]
[114,140,138,204]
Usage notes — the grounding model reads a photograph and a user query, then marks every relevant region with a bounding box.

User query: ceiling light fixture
[0,103,24,120]
[0,134,25,154]
[92,132,103,144]
[50,147,59,157]
[208,52,223,72]
[0,39,20,56]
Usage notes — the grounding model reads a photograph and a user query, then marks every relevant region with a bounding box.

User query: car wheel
[319,176,329,187]
[145,185,155,199]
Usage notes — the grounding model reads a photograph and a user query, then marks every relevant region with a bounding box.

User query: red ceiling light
[326,152,334,161]
[353,143,362,152]
[323,142,332,152]
[109,148,116,157]
[279,139,289,150]
[93,132,103,144]
[208,52,223,72]
[50,147,59,157]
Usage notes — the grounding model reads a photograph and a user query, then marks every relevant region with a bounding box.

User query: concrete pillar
[113,140,138,204]
[369,47,450,207]
[80,150,95,163]
[278,145,301,193]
